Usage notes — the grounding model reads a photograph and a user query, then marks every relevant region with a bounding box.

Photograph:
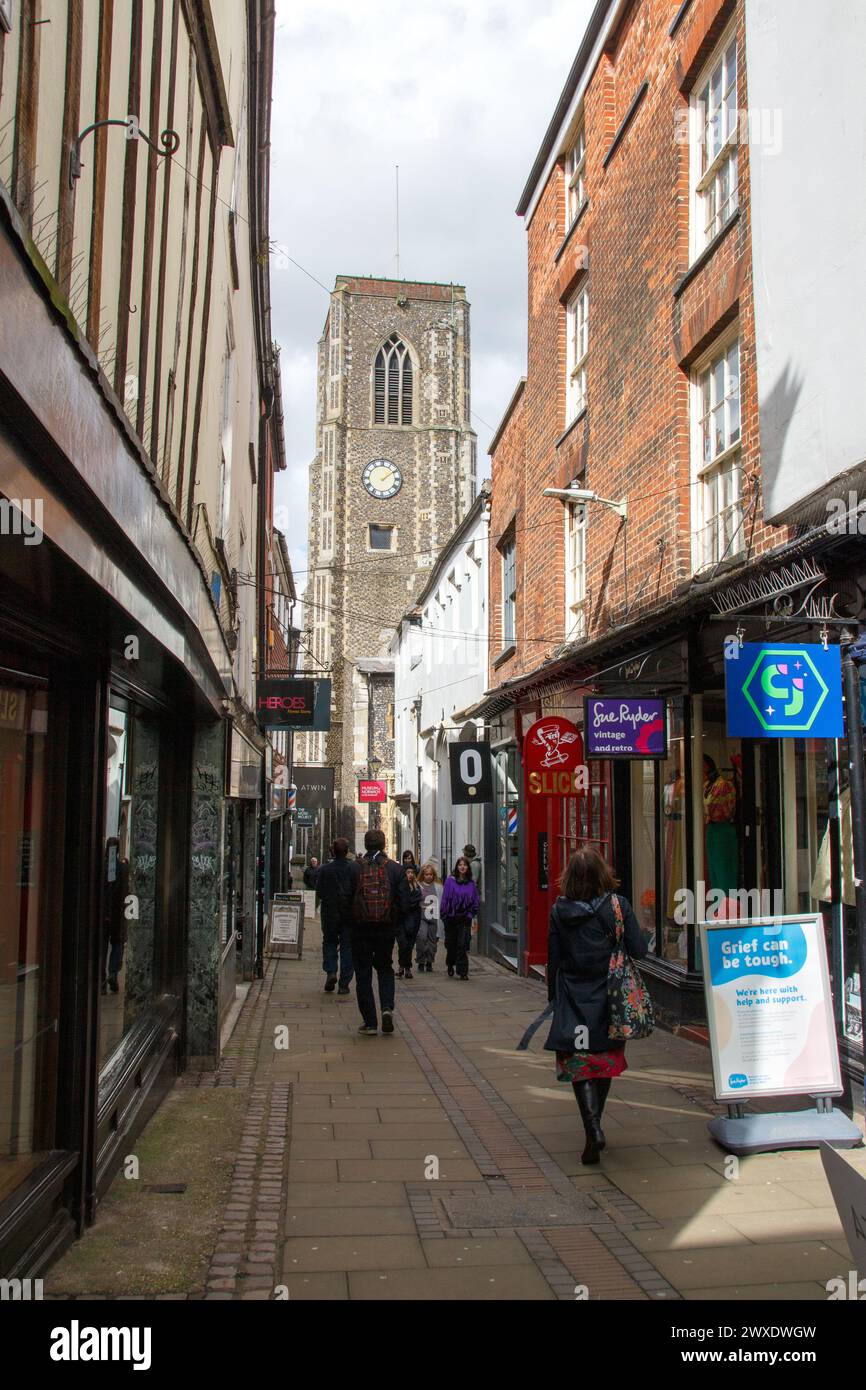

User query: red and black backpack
[353,855,392,924]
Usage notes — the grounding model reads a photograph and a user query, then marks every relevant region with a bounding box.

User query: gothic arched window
[374,335,413,425]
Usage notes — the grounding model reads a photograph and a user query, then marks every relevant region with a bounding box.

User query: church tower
[302,276,477,850]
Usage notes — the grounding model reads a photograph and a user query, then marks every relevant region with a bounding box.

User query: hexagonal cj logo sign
[725,643,844,739]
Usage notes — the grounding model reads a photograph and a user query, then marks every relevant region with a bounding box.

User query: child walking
[396,866,423,979]
[415,862,442,972]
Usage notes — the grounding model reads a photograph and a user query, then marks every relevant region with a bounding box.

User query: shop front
[477,570,865,1091]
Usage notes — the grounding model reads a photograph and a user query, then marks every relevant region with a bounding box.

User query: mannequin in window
[703,755,738,896]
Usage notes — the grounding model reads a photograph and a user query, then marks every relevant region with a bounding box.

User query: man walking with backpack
[350,828,409,1036]
[316,838,355,997]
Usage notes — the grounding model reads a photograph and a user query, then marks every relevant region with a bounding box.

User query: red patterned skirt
[555,1042,627,1083]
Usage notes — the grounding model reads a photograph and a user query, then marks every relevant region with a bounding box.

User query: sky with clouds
[269,0,596,592]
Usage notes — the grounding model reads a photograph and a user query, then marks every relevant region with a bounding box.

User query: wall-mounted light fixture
[69,114,180,189]
[542,485,627,521]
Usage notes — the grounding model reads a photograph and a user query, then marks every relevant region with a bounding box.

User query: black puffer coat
[544,893,648,1053]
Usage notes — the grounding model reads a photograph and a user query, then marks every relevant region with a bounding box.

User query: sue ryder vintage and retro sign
[724,643,843,739]
[583,697,667,759]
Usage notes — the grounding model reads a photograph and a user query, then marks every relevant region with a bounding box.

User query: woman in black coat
[545,846,649,1165]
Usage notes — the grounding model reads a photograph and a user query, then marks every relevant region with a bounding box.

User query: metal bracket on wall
[69,115,180,189]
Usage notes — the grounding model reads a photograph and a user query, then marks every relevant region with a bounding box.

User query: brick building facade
[300,276,477,852]
[476,0,866,1082]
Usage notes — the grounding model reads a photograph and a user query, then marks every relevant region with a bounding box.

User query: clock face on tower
[362,459,403,500]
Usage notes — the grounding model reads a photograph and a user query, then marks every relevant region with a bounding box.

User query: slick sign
[449,743,493,805]
[523,716,586,796]
[724,643,843,738]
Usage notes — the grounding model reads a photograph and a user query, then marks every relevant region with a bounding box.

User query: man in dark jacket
[303,857,320,890]
[348,828,410,1036]
[316,839,354,996]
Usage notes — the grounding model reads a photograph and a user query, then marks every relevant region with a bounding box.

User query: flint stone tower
[302,275,477,851]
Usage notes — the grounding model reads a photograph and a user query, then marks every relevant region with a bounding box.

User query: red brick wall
[488,0,790,690]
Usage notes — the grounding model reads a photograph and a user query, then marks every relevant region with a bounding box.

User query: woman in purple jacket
[440,857,480,980]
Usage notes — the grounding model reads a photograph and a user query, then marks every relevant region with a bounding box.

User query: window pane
[0,681,61,1200]
[369,525,393,551]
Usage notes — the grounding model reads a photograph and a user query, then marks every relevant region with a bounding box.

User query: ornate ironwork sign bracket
[69,115,180,189]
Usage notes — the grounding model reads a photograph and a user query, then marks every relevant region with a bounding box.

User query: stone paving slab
[283,1234,427,1272]
[285,1206,418,1237]
[347,1265,556,1300]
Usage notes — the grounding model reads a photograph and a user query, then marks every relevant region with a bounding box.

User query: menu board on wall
[699,915,842,1101]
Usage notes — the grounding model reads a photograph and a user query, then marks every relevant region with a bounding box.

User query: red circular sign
[524,716,585,795]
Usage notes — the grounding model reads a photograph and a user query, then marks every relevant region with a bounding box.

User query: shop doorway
[740,741,783,898]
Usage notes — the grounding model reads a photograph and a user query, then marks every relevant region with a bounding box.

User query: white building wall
[391,489,490,874]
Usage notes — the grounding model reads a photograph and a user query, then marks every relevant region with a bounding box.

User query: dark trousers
[444,918,471,977]
[396,920,421,969]
[350,926,396,1027]
[322,919,354,986]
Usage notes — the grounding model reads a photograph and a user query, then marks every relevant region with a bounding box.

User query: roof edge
[515,0,618,220]
[488,378,527,457]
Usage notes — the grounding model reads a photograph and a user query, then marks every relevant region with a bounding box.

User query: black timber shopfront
[476,534,866,1094]
[0,196,239,1275]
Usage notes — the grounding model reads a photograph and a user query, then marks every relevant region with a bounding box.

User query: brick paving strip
[398,997,679,1301]
[180,960,294,1301]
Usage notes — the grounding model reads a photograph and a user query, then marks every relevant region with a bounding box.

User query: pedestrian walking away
[440,856,479,980]
[303,857,320,891]
[349,828,410,1035]
[415,862,442,972]
[315,838,355,996]
[463,843,483,894]
[396,866,423,977]
[544,847,651,1166]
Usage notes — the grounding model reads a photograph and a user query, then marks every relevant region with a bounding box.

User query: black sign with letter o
[449,742,493,805]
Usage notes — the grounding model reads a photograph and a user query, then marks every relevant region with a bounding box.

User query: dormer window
[374,335,413,425]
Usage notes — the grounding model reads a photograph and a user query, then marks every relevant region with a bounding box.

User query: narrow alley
[47,914,863,1303]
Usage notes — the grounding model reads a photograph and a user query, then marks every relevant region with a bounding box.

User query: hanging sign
[523,716,586,796]
[699,914,842,1100]
[724,643,843,738]
[294,765,335,809]
[358,779,387,803]
[449,742,493,805]
[584,697,667,758]
[256,678,332,730]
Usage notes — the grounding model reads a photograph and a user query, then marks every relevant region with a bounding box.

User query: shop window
[0,674,61,1202]
[99,703,162,1069]
[661,706,688,964]
[809,739,861,1052]
[494,748,519,940]
[630,760,658,949]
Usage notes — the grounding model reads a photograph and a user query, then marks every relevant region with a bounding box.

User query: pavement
[48,915,866,1301]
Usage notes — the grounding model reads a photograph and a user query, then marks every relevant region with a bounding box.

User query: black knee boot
[573,1080,606,1164]
[596,1078,612,1119]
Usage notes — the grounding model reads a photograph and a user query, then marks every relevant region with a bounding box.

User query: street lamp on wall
[368,754,383,830]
